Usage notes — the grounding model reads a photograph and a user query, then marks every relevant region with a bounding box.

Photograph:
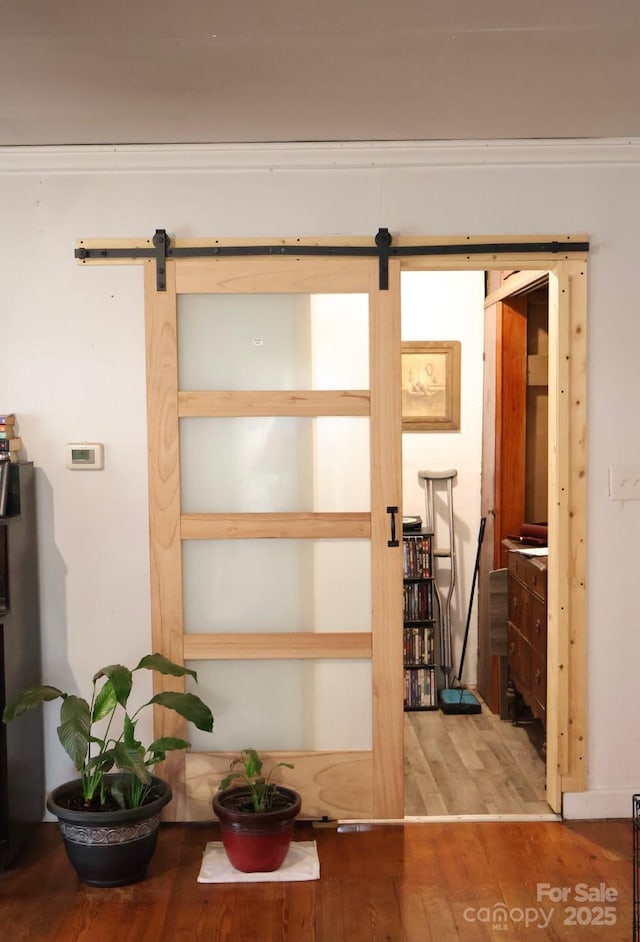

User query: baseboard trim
[563,789,636,820]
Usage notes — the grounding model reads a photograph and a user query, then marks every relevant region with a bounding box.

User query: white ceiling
[2,1,640,147]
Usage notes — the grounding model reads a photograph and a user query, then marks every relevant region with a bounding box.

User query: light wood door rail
[183,631,372,660]
[181,512,371,540]
[178,389,370,417]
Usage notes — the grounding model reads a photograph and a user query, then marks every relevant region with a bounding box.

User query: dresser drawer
[508,577,528,633]
[530,650,547,726]
[529,594,546,658]
[507,551,547,603]
[507,623,530,692]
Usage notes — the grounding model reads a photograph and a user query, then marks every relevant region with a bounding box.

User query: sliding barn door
[145,255,403,821]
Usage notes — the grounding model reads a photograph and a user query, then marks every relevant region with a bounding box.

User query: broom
[439,516,486,715]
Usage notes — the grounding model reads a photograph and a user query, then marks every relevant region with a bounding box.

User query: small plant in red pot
[212,748,301,873]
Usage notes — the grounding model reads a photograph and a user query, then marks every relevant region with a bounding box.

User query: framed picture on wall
[401,341,461,431]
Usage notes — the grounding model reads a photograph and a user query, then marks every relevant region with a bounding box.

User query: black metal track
[75,228,589,291]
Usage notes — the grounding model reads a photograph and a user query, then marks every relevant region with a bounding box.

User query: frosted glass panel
[178,293,368,390]
[187,659,372,752]
[177,288,374,758]
[180,416,370,512]
[183,539,371,633]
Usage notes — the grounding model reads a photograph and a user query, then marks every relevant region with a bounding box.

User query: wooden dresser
[504,540,548,729]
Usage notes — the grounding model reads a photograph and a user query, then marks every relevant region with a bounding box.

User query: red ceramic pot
[212,785,301,872]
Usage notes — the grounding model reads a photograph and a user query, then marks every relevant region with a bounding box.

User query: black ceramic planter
[46,774,172,887]
[213,785,301,872]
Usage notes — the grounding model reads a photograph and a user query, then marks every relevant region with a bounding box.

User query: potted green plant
[212,748,301,872]
[2,652,214,887]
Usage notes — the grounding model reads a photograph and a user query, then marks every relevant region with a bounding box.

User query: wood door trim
[484,270,549,307]
[545,261,587,806]
[402,250,587,815]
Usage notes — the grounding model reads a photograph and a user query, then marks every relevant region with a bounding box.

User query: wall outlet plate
[66,443,104,470]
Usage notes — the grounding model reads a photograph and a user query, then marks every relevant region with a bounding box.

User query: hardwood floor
[405,694,549,816]
[0,819,632,941]
[0,701,626,940]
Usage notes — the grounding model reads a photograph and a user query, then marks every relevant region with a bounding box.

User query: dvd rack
[403,528,437,711]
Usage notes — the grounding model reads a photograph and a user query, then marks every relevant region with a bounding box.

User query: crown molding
[1,138,640,174]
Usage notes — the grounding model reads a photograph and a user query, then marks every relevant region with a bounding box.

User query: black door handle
[387,506,399,547]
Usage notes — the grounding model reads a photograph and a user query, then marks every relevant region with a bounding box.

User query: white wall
[1,140,640,818]
[401,271,485,686]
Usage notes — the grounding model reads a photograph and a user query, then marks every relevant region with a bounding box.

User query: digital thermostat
[66,443,104,470]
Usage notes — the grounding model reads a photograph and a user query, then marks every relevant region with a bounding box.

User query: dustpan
[439,687,481,715]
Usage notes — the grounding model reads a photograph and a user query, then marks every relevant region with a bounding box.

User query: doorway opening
[401,268,552,817]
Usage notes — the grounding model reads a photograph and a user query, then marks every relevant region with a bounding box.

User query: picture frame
[401,341,461,431]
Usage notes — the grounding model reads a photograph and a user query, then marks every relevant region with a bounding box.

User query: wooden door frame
[434,256,587,812]
[398,251,586,812]
[77,233,587,817]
